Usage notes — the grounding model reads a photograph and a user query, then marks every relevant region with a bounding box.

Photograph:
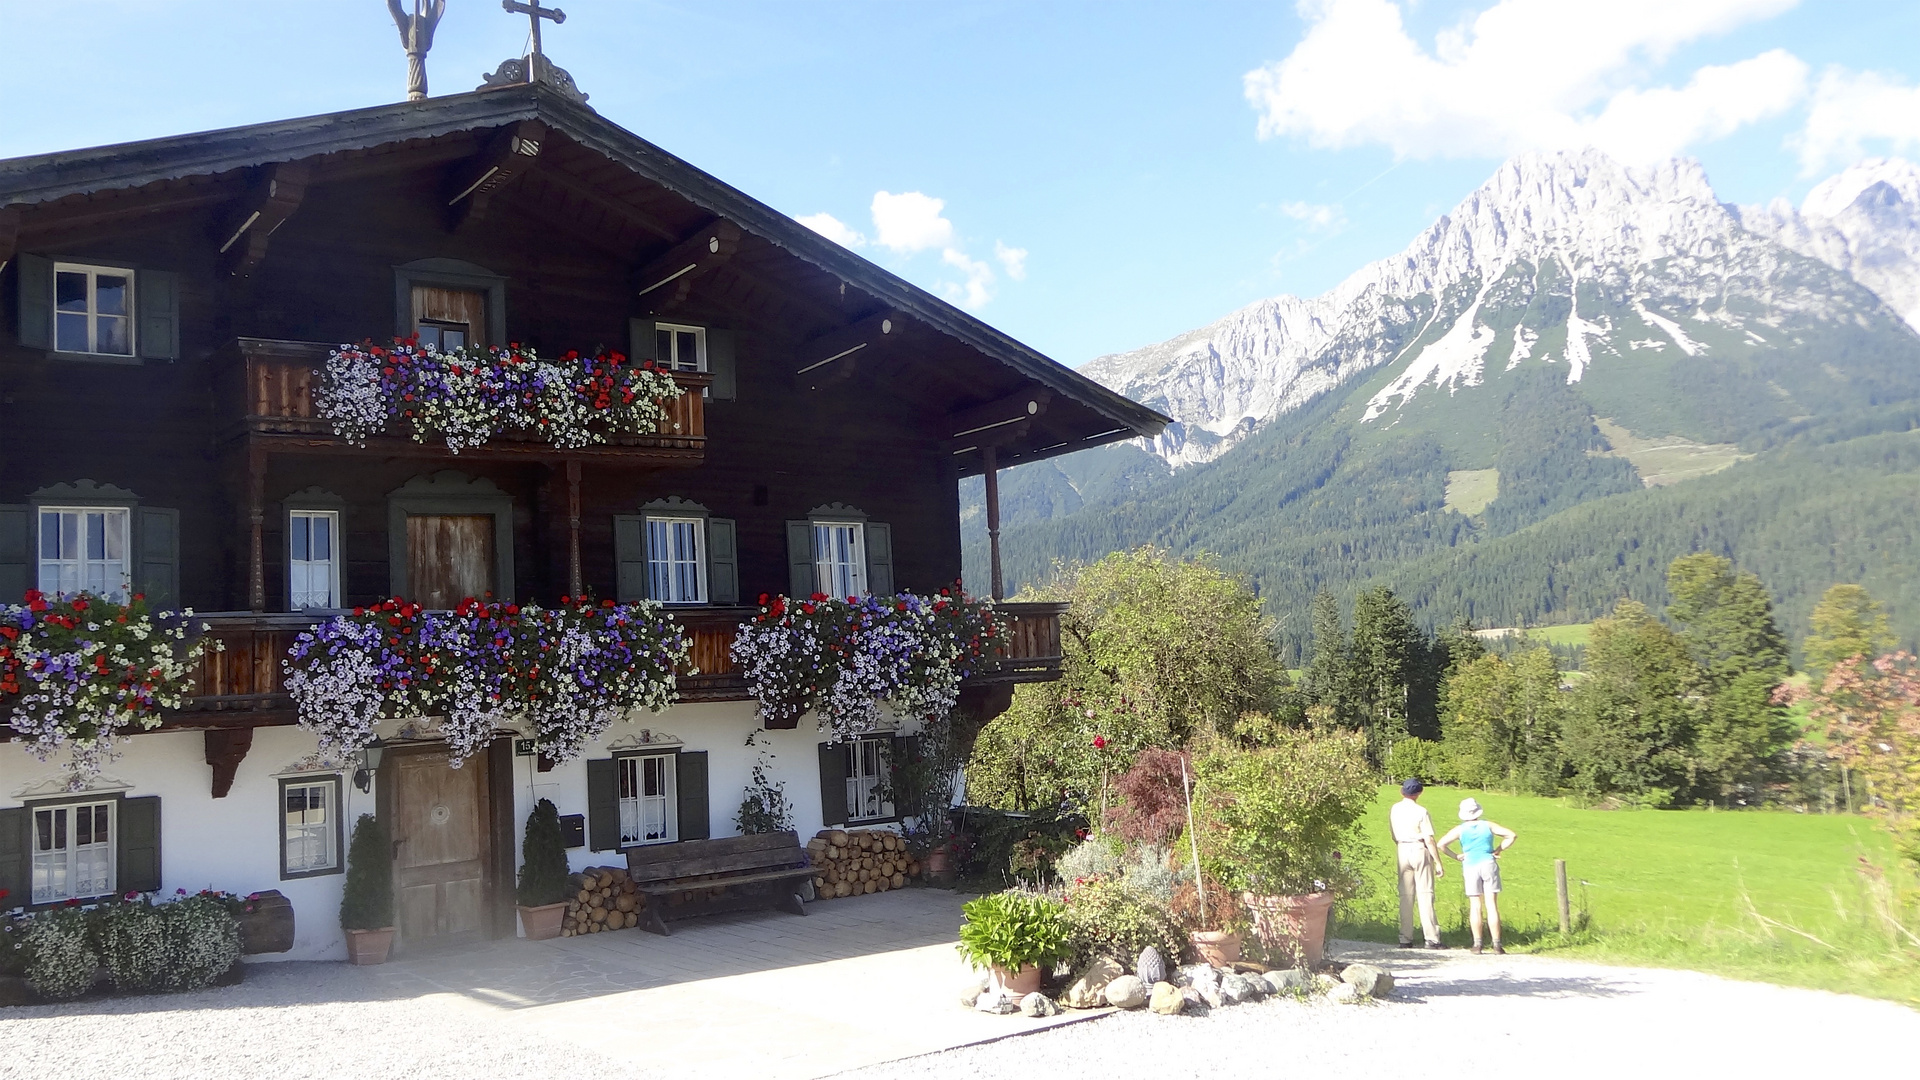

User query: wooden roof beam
[948,389,1053,441]
[444,120,546,232]
[527,164,679,243]
[792,309,908,391]
[632,219,744,308]
[214,162,311,279]
[0,206,18,275]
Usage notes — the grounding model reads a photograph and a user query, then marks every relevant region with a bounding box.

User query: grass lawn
[1337,785,1920,1006]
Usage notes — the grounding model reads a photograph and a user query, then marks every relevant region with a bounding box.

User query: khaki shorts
[1462,859,1501,896]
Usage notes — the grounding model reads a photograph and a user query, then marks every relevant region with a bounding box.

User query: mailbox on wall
[560,813,587,849]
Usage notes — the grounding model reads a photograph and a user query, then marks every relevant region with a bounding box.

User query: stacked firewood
[807,829,921,899]
[561,866,645,936]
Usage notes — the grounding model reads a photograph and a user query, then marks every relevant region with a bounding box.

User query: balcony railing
[167,602,1067,728]
[219,337,709,462]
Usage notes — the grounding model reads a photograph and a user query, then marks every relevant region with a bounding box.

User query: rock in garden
[1176,963,1222,994]
[1326,982,1365,1004]
[1136,945,1168,985]
[1062,957,1124,1009]
[960,976,989,1008]
[1104,974,1149,1009]
[1263,968,1310,994]
[1340,963,1395,999]
[1197,981,1225,1008]
[1148,981,1186,1015]
[1220,972,1261,1004]
[1021,992,1061,1017]
[1181,987,1211,1015]
[975,990,1020,1015]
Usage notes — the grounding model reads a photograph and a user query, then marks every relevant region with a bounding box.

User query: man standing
[1390,778,1444,949]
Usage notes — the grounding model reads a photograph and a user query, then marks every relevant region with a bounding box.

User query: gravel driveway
[2,939,1913,1080]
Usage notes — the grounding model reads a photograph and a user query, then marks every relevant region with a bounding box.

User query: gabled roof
[0,85,1167,467]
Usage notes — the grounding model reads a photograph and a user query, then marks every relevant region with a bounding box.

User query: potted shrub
[1167,872,1249,966]
[340,814,396,965]
[957,890,1071,996]
[1186,731,1375,969]
[516,799,572,940]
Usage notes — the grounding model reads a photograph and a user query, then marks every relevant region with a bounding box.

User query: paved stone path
[2,889,1914,1080]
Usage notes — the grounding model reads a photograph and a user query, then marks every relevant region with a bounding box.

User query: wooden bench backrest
[626,830,806,884]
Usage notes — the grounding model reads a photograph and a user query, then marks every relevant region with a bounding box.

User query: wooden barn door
[407,514,495,609]
[389,745,492,952]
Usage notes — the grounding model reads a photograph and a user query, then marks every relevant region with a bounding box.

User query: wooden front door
[407,513,495,609]
[390,746,492,952]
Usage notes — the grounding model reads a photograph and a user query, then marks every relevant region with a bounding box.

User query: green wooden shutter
[134,506,179,609]
[892,734,921,818]
[707,328,736,400]
[118,796,162,893]
[0,504,29,602]
[613,514,650,603]
[706,518,737,604]
[0,806,26,908]
[675,751,710,841]
[15,253,51,350]
[786,521,815,598]
[136,269,180,361]
[586,757,619,852]
[628,318,661,364]
[865,522,894,597]
[817,742,846,828]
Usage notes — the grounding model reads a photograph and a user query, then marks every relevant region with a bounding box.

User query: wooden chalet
[0,76,1164,956]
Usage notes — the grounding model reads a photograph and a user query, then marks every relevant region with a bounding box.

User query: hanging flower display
[0,591,217,782]
[284,597,690,765]
[729,585,1004,741]
[314,338,686,453]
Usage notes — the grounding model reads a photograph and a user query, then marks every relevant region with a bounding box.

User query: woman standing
[1439,797,1516,954]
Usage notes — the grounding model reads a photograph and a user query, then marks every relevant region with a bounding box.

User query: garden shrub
[95,899,171,993]
[1055,836,1127,884]
[1105,748,1192,845]
[341,813,395,930]
[517,799,573,907]
[1061,876,1183,968]
[957,891,1072,973]
[1187,730,1376,898]
[954,807,1084,888]
[1167,872,1248,935]
[1383,738,1454,786]
[23,908,98,1001]
[160,894,242,990]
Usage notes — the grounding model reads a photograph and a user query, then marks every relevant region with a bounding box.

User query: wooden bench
[625,830,814,936]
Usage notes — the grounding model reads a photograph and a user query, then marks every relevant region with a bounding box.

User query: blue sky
[4,1,1919,366]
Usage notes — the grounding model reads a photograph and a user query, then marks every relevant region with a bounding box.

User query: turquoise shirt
[1459,821,1497,864]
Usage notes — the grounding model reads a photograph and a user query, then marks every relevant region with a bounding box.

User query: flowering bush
[1061,874,1184,969]
[22,906,97,1001]
[0,591,216,781]
[730,586,1002,741]
[315,338,685,453]
[285,596,689,764]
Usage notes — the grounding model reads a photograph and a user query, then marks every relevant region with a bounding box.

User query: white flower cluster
[280,617,391,759]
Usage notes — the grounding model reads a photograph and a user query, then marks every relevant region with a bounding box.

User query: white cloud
[994,240,1029,280]
[941,248,996,309]
[1797,67,1920,173]
[871,190,955,253]
[1244,0,1804,164]
[1278,200,1347,231]
[797,212,865,248]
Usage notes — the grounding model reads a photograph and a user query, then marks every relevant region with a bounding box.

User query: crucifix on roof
[478,0,591,105]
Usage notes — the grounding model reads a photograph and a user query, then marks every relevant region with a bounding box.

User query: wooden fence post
[1555,858,1571,935]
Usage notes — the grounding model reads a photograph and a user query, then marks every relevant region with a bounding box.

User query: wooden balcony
[218,337,709,464]
[164,602,1068,730]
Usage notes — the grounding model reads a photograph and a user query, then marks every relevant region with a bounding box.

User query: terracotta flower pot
[344,926,396,966]
[925,848,954,885]
[1188,929,1243,968]
[518,901,569,941]
[989,962,1043,996]
[1242,890,1334,969]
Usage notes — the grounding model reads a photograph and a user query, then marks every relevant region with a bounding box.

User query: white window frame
[813,521,867,599]
[645,515,708,604]
[279,775,343,879]
[617,752,678,847]
[37,506,131,601]
[845,738,894,824]
[31,799,116,905]
[53,262,136,356]
[288,510,343,610]
[653,323,707,373]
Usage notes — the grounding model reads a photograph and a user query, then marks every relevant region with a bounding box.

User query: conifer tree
[1351,585,1421,761]
[1665,553,1793,802]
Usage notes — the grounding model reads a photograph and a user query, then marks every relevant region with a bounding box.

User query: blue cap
[1401,778,1425,797]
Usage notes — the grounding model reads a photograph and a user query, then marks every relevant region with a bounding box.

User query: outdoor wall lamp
[353,742,386,794]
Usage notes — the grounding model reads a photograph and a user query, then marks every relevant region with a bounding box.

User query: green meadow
[1337,785,1920,1006]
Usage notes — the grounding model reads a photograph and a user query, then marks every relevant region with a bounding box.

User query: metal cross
[502,0,566,58]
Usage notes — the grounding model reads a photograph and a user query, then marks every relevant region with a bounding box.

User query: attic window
[54,264,134,356]
[653,324,706,373]
[412,286,486,350]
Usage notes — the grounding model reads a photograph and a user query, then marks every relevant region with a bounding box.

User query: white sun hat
[1458,797,1484,821]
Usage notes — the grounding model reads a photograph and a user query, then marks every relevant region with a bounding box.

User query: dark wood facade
[0,85,1164,729]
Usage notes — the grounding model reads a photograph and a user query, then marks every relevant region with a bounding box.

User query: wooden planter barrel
[236,890,296,954]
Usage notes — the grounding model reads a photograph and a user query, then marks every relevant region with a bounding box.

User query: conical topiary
[1136,944,1167,984]
[340,813,394,931]
[517,798,572,907]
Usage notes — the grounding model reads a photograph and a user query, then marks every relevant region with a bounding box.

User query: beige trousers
[1397,841,1439,945]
